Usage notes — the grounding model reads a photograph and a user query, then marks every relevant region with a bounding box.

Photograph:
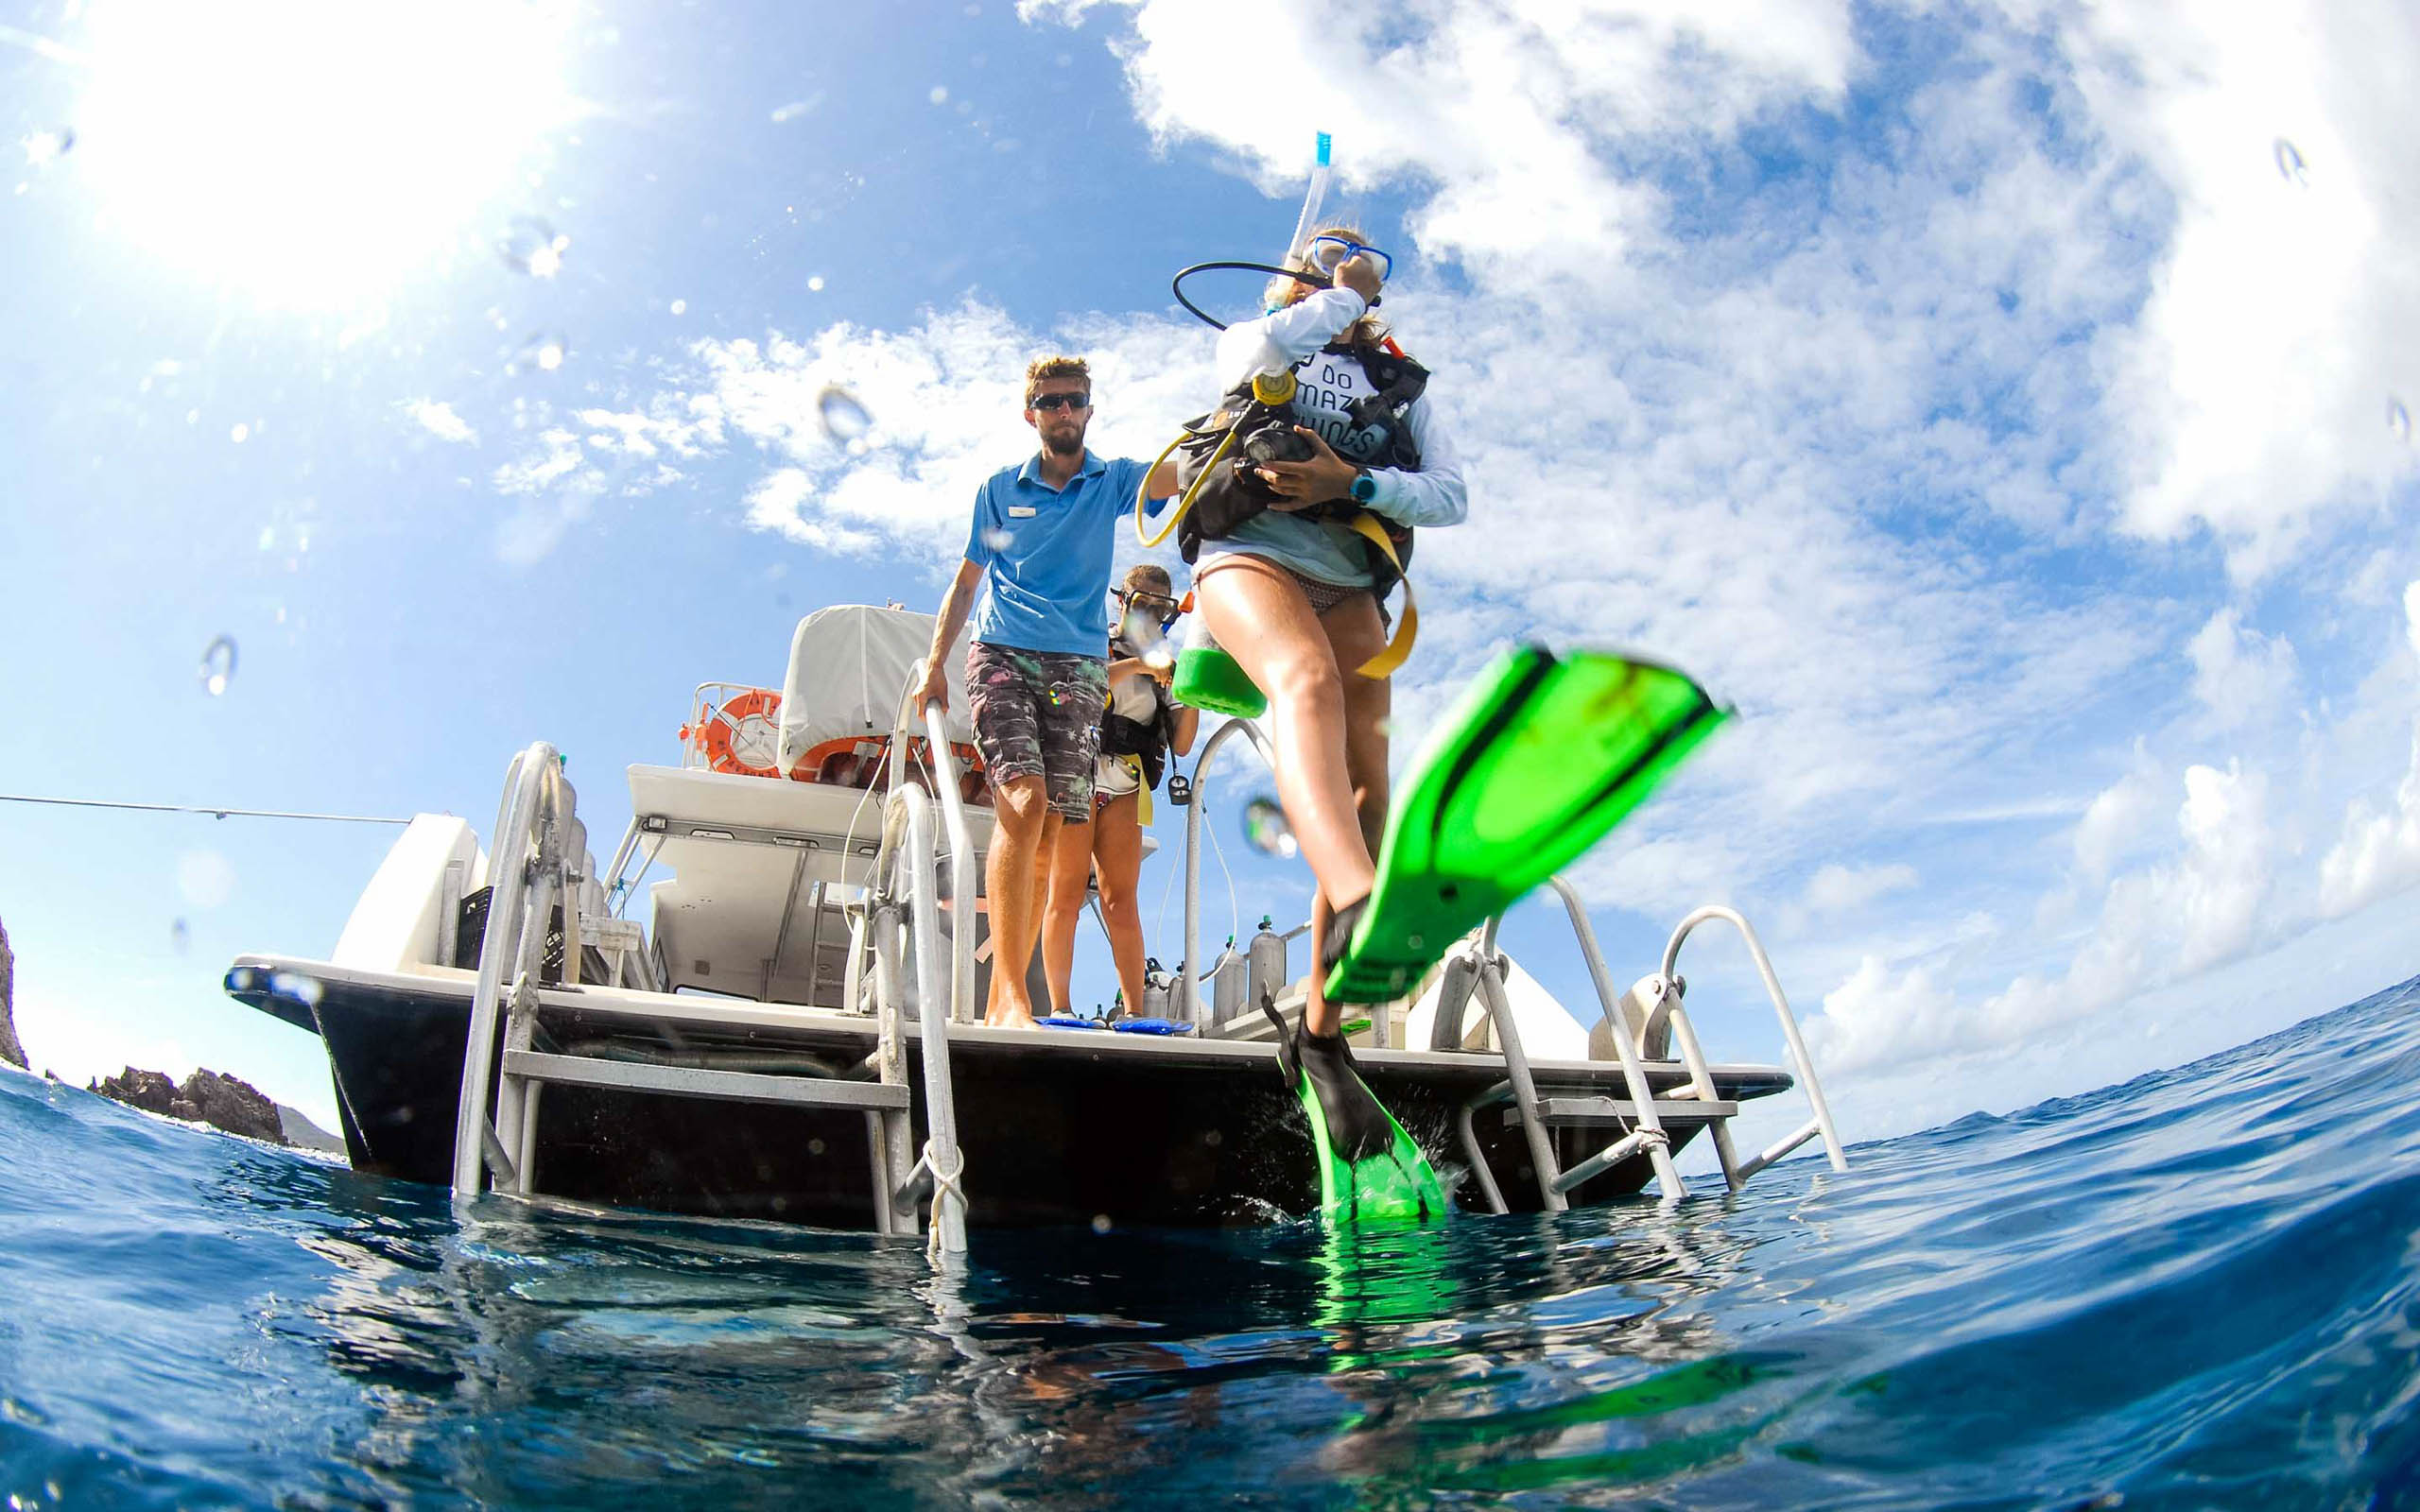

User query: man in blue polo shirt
[915,356,1178,1028]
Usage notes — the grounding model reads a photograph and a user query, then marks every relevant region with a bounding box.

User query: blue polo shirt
[963,450,1150,657]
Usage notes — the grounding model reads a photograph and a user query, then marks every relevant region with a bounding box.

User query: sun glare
[76,0,576,306]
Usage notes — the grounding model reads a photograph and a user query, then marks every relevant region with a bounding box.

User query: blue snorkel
[1168,131,1373,334]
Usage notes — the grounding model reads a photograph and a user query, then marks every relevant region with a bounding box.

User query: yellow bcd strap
[1121,753,1152,827]
[1342,511,1417,679]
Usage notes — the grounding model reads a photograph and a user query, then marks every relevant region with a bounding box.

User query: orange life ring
[700,688,784,777]
[785,732,992,804]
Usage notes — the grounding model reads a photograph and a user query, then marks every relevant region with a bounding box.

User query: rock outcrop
[0,917,24,1072]
[90,1066,290,1145]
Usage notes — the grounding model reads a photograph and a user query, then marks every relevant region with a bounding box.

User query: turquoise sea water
[7,976,2420,1508]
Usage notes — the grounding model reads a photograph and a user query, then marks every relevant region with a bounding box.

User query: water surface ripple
[6,976,2420,1507]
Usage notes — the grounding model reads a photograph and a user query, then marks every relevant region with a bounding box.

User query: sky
[2,0,2416,1156]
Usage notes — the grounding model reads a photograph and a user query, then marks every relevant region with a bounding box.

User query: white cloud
[1804,954,1962,1074]
[1803,759,2277,1074]
[2053,0,2420,576]
[490,426,591,496]
[1802,863,1920,918]
[402,398,475,444]
[2318,721,2420,919]
[2072,751,2166,885]
[2186,608,2298,730]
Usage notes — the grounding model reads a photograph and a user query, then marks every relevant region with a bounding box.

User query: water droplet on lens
[500,215,569,278]
[817,384,872,443]
[2273,138,2308,186]
[168,918,189,954]
[516,334,568,373]
[1242,797,1297,859]
[981,526,1014,551]
[929,86,949,105]
[1143,644,1175,672]
[229,423,250,444]
[199,635,237,696]
[668,298,686,315]
[807,275,826,293]
[22,129,72,166]
[1090,1213,1112,1233]
[2391,398,2411,443]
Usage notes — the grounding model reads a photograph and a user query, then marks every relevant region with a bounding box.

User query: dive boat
[224,604,1842,1249]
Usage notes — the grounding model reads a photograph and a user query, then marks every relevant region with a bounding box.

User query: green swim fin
[1270,1000,1450,1224]
[1324,646,1728,1005]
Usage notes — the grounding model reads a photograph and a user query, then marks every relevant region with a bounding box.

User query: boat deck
[230,952,1796,1228]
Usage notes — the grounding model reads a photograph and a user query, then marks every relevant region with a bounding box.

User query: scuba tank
[1172,611,1268,718]
[1246,915,1288,1012]
[1142,957,1173,1021]
[1210,936,1247,1028]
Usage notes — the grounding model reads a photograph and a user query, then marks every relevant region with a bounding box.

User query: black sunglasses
[1029,392,1092,412]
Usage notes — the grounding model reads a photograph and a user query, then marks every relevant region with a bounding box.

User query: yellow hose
[1134,426,1236,549]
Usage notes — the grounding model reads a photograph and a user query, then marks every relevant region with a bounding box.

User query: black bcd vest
[1171,339,1428,603]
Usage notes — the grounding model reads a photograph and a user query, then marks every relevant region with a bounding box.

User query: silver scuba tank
[1246,915,1288,1012]
[1142,957,1172,1021]
[1210,937,1246,1027]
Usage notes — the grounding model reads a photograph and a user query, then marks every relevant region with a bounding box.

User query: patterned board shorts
[966,642,1110,821]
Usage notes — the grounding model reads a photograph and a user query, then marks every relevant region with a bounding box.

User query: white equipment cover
[777,605,976,774]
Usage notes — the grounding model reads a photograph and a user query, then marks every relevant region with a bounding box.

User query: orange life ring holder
[700,689,784,777]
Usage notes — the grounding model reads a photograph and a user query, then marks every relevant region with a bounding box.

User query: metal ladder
[1446,884,1849,1210]
[448,692,977,1255]
[1163,705,1851,1211]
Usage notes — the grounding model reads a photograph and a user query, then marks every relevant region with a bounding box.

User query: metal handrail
[882,784,968,1255]
[452,743,566,1195]
[1177,716,1276,1022]
[920,701,978,1026]
[1468,916,1577,1211]
[1541,877,1690,1200]
[883,659,980,1025]
[1661,905,1848,1175]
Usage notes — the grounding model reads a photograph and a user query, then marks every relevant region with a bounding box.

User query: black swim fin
[1267,997,1449,1224]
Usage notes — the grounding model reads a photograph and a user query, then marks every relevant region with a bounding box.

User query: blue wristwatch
[1349,468,1378,505]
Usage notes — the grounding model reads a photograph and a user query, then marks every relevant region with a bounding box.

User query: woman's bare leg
[1196,559,1377,907]
[1300,593,1394,1039]
[1090,792,1149,1016]
[1040,808,1095,1016]
[1320,593,1394,858]
[1198,559,1382,1039]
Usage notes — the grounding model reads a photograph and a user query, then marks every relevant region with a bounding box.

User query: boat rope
[0,793,417,825]
[923,1140,966,1263]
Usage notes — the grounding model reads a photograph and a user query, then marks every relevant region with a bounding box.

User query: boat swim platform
[228,951,1796,1229]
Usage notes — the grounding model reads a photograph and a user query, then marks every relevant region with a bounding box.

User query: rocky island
[0,919,23,1073]
[2,912,340,1151]
[88,1065,291,1144]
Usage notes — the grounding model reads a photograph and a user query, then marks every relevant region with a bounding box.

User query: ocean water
[6,979,2420,1509]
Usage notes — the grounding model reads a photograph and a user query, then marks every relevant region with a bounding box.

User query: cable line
[0,793,417,825]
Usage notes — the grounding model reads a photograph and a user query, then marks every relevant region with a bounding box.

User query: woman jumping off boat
[1187,231,1466,1046]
